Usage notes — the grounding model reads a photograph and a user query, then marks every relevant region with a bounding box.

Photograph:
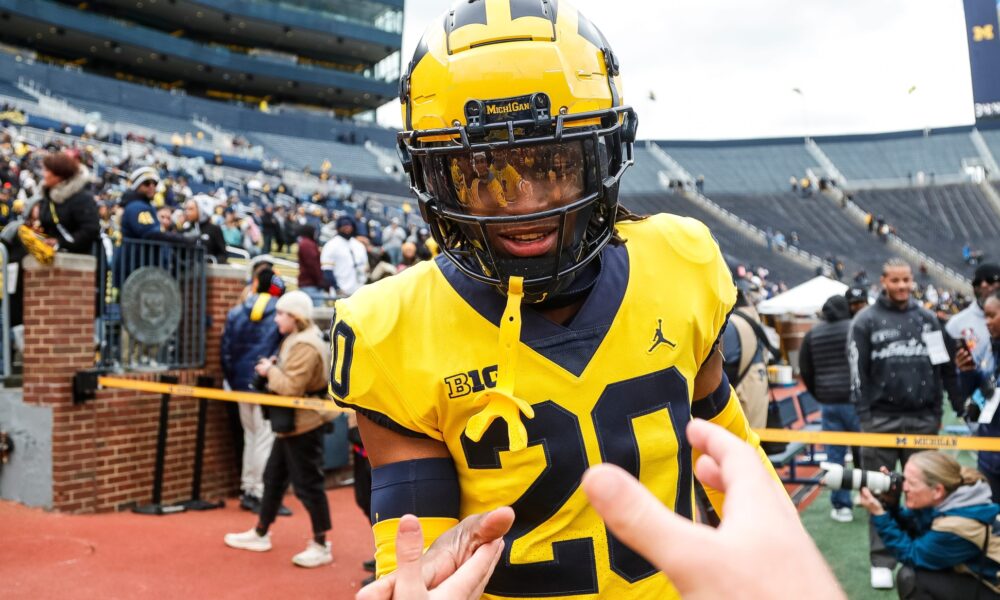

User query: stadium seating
[620,192,817,285]
[656,140,819,193]
[0,80,36,103]
[708,192,893,281]
[815,129,977,181]
[246,131,385,179]
[0,53,397,145]
[618,145,669,196]
[66,97,202,138]
[851,184,1000,273]
[977,128,1000,168]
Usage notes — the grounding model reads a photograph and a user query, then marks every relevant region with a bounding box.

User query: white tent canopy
[756,276,849,316]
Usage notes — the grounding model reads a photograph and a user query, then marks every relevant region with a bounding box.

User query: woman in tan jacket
[224,290,335,568]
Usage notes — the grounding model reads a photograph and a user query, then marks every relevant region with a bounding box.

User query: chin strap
[464,276,535,451]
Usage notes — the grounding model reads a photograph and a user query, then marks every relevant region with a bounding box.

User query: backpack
[730,309,778,431]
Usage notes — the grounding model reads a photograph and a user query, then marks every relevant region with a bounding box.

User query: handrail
[0,243,11,379]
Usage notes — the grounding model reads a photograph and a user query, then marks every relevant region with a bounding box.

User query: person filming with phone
[957,288,1000,502]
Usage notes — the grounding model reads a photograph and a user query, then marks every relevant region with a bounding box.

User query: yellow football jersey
[331,213,736,599]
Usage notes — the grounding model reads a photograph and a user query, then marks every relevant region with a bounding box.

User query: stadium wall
[18,254,244,513]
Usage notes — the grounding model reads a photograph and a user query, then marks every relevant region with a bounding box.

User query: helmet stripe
[449,0,489,31]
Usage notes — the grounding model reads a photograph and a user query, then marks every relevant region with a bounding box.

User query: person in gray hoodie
[849,258,946,590]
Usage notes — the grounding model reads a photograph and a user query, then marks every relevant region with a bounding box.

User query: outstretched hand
[357,507,514,600]
[582,419,846,600]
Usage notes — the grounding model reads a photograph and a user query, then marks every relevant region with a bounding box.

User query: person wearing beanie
[120,165,192,245]
[225,289,336,568]
[220,266,287,515]
[37,151,99,254]
[320,214,369,298]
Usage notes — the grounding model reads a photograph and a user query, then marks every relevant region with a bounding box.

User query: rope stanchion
[754,427,1000,452]
[97,376,351,413]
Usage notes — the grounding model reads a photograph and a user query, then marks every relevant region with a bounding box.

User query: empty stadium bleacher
[851,184,1000,273]
[656,139,820,193]
[815,129,978,182]
[247,131,385,179]
[620,192,817,285]
[708,192,893,281]
[66,97,202,137]
[619,146,669,196]
[977,128,1000,171]
[0,80,35,103]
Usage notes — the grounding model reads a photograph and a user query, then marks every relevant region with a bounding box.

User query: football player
[331,1,779,598]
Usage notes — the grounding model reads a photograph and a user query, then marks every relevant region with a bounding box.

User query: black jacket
[849,294,944,421]
[38,169,99,254]
[182,219,227,263]
[799,295,852,404]
[261,211,279,236]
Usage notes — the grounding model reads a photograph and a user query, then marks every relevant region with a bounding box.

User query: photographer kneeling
[859,451,1000,599]
[224,290,336,568]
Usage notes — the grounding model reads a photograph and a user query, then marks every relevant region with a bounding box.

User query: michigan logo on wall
[120,267,182,345]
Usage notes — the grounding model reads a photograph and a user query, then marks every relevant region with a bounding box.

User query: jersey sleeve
[702,236,737,362]
[652,214,736,363]
[328,300,444,441]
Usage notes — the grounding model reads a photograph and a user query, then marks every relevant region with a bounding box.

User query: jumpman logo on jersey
[648,319,676,353]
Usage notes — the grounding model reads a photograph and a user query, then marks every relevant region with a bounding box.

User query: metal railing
[0,244,10,380]
[96,239,206,371]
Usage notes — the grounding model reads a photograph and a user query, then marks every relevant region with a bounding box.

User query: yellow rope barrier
[95,377,994,450]
[98,376,351,414]
[755,427,1000,452]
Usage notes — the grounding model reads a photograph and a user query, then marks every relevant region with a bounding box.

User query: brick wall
[23,255,246,513]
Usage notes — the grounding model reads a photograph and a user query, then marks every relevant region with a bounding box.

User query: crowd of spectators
[0,125,433,366]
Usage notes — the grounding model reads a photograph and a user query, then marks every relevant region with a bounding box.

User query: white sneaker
[293,540,333,568]
[224,528,272,552]
[830,507,854,523]
[871,566,894,589]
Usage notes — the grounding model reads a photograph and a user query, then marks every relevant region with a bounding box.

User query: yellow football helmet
[398,0,637,302]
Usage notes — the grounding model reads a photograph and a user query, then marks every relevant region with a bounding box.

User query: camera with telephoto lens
[821,462,904,507]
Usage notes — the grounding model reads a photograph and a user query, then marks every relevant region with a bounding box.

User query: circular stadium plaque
[120,267,182,345]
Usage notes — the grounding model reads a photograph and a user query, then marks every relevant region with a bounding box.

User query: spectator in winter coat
[120,166,191,245]
[37,152,98,254]
[799,294,861,523]
[220,267,286,513]
[224,291,335,568]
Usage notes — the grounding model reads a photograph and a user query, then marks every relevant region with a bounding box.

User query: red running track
[0,486,374,599]
[1,469,823,599]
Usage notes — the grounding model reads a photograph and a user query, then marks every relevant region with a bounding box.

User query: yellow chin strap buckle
[464,276,535,452]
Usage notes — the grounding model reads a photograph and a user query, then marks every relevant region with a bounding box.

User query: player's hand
[357,514,504,600]
[956,347,976,372]
[858,488,885,516]
[582,419,846,600]
[357,507,514,600]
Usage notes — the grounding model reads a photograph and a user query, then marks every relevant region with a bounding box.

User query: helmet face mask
[397,0,637,302]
